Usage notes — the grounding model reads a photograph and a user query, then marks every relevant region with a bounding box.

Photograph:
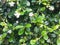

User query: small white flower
[0,8,2,11]
[29,12,34,17]
[7,30,12,34]
[16,20,19,24]
[49,6,55,11]
[47,39,50,43]
[59,12,60,14]
[55,18,58,22]
[14,12,20,18]
[9,2,15,7]
[26,1,30,6]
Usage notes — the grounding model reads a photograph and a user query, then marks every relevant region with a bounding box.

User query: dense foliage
[0,0,60,45]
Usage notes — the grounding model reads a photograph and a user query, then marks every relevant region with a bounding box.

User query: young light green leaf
[52,25,59,30]
[41,31,47,36]
[43,35,48,40]
[19,38,26,43]
[14,25,24,30]
[57,38,60,45]
[25,23,31,28]
[30,39,36,45]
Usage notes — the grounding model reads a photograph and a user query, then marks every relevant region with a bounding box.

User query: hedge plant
[0,0,60,45]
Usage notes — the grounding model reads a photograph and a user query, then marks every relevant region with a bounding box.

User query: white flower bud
[49,6,55,11]
[0,8,2,11]
[7,30,12,34]
[9,2,15,7]
[14,12,20,18]
[16,20,19,24]
[47,39,50,43]
[29,12,34,17]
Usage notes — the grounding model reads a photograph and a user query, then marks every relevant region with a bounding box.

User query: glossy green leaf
[18,29,24,35]
[14,25,24,30]
[25,23,31,28]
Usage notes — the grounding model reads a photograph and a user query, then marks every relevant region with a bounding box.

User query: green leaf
[47,27,54,32]
[42,0,48,2]
[34,27,39,33]
[8,37,14,42]
[30,17,36,23]
[3,26,8,32]
[30,39,36,45]
[52,25,59,30]
[0,35,2,41]
[2,33,7,38]
[0,22,7,26]
[40,7,45,12]
[36,16,43,23]
[19,38,26,43]
[18,29,24,35]
[40,39,45,43]
[25,23,31,28]
[41,31,47,36]
[36,14,45,23]
[25,28,31,35]
[20,11,25,15]
[57,38,60,45]
[43,35,48,40]
[14,25,24,30]
[26,8,32,12]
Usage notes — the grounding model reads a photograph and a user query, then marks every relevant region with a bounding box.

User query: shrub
[0,0,60,45]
